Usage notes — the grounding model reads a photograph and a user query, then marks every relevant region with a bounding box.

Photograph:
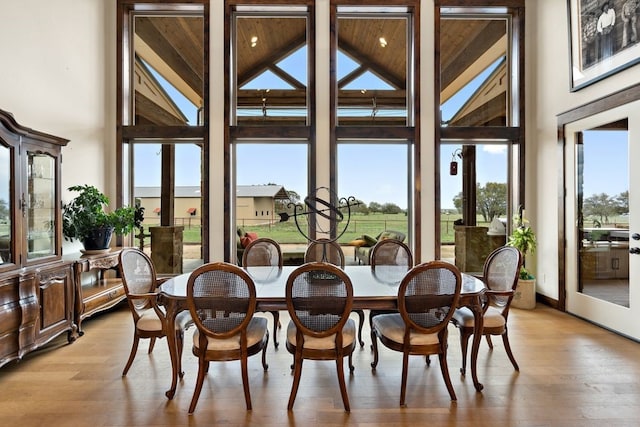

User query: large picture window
[117,1,208,271]
[437,4,525,271]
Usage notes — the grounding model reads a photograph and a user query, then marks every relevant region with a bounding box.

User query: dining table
[158,264,487,399]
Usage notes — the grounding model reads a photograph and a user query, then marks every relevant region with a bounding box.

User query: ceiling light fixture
[251,36,258,48]
[379,37,387,48]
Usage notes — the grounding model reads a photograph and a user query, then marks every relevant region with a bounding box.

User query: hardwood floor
[1,302,639,426]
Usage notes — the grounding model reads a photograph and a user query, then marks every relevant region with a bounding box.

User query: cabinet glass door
[26,151,56,259]
[0,144,11,264]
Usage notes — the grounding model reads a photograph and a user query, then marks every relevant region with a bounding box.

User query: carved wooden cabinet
[68,248,126,335]
[0,109,75,368]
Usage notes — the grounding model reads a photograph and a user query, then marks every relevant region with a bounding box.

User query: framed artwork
[568,0,640,91]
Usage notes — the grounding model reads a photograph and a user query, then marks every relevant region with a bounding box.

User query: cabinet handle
[21,193,27,216]
[630,247,640,255]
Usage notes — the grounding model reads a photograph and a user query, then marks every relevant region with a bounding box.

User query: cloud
[482,145,508,154]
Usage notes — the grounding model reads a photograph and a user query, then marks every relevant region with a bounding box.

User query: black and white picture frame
[568,0,640,91]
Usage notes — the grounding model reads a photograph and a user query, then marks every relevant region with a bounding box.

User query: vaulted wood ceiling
[133,14,506,126]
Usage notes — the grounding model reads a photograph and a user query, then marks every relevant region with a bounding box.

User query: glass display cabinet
[0,109,75,368]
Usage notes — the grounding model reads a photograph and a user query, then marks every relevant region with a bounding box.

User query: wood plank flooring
[1,303,639,426]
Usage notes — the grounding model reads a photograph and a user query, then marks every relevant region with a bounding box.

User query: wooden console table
[66,248,126,335]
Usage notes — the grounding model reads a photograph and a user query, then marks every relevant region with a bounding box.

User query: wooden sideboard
[67,248,126,335]
[0,261,76,368]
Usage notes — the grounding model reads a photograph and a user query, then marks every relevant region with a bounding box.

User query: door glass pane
[441,143,509,272]
[577,125,629,307]
[27,152,56,259]
[234,14,308,125]
[132,142,203,273]
[0,144,11,264]
[337,12,410,126]
[337,143,411,252]
[440,17,509,127]
[235,143,308,265]
[133,14,204,126]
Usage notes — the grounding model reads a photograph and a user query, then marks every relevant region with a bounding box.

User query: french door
[564,101,640,340]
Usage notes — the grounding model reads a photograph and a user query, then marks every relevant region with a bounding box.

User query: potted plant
[62,185,144,252]
[507,212,537,309]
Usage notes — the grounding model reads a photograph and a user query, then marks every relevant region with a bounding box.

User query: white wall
[527,0,639,300]
[0,0,116,252]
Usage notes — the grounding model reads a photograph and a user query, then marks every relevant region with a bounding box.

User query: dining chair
[371,261,462,405]
[303,239,364,348]
[118,248,191,377]
[242,237,283,348]
[186,262,269,413]
[304,238,345,267]
[368,238,414,329]
[450,245,523,374]
[285,262,356,411]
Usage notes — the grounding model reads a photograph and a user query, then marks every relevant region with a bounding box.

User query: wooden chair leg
[502,331,520,371]
[438,351,457,401]
[148,337,156,354]
[262,332,269,370]
[486,335,494,349]
[188,356,207,414]
[122,334,140,376]
[400,351,409,407]
[241,355,252,410]
[370,329,380,369]
[271,311,279,349]
[336,356,351,412]
[287,352,303,410]
[176,330,185,378]
[355,309,365,347]
[459,328,471,375]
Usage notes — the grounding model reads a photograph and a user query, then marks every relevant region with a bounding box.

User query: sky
[132,47,629,213]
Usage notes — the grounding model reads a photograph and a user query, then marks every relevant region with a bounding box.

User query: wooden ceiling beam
[338,38,405,90]
[237,34,306,88]
[135,17,204,98]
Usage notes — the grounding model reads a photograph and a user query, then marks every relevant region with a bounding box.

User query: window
[117,1,208,271]
[437,4,525,269]
[336,9,413,126]
[231,6,309,126]
[333,3,418,258]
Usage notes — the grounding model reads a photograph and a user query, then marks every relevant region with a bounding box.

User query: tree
[368,201,382,213]
[0,198,8,221]
[614,191,628,215]
[349,199,369,214]
[477,182,507,222]
[453,192,463,214]
[381,202,402,214]
[583,192,617,223]
[451,182,507,221]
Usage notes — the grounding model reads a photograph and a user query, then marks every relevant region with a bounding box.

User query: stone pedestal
[454,226,506,273]
[150,226,184,275]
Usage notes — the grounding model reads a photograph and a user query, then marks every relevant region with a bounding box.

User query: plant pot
[512,278,536,309]
[82,227,114,251]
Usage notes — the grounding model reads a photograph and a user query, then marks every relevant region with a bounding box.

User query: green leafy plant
[62,185,143,243]
[507,213,537,279]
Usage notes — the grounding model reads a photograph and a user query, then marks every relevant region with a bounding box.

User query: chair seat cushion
[452,306,506,328]
[286,318,356,350]
[372,313,439,346]
[136,308,192,332]
[192,317,268,351]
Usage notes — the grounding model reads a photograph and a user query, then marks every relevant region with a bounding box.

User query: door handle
[632,233,640,241]
[630,247,640,255]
